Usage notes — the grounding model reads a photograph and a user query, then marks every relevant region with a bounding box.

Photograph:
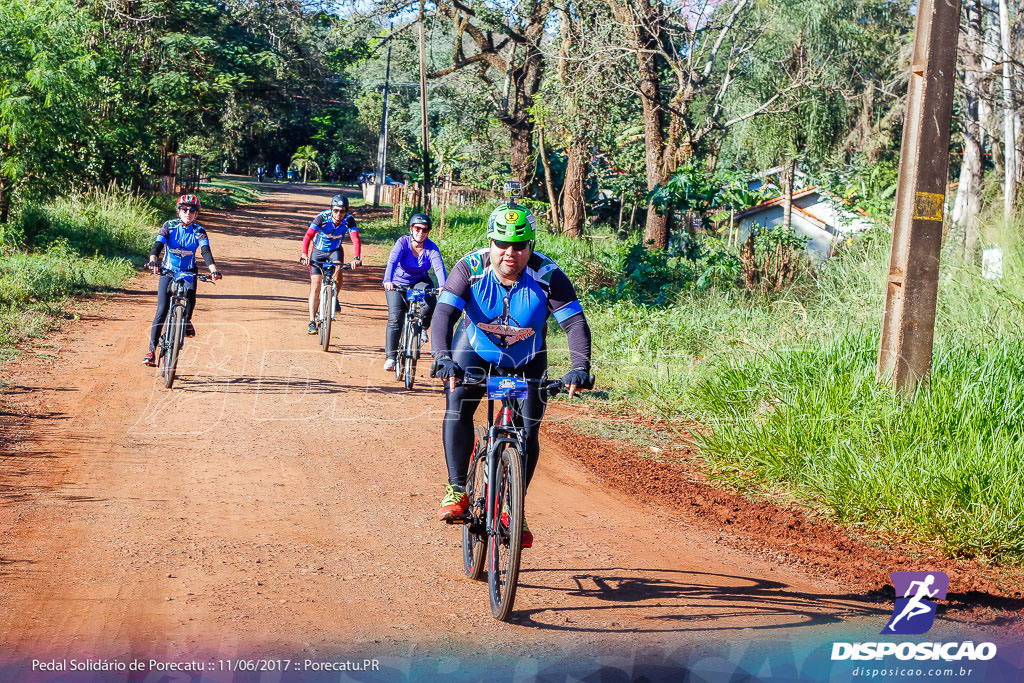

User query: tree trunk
[631,0,669,249]
[538,128,560,231]
[561,144,586,237]
[999,0,1017,221]
[781,159,796,230]
[957,0,985,258]
[509,119,533,183]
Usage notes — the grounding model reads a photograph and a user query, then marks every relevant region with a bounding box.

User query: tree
[290,145,322,183]
[431,0,554,182]
[0,0,97,222]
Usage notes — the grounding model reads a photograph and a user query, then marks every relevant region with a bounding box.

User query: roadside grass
[362,203,1024,565]
[0,184,256,359]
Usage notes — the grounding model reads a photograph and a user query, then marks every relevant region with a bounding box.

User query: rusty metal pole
[877,0,962,393]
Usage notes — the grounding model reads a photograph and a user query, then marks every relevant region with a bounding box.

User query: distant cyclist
[299,193,361,334]
[430,200,592,547]
[143,194,222,366]
[382,213,447,371]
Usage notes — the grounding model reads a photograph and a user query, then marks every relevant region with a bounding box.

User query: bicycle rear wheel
[395,320,408,382]
[319,285,333,352]
[462,427,488,580]
[162,305,183,389]
[488,443,524,621]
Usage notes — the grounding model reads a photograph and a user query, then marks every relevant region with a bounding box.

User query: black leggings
[443,332,548,491]
[149,274,197,350]
[384,280,436,361]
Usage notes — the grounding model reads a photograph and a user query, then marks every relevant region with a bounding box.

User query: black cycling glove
[433,356,465,381]
[561,368,593,390]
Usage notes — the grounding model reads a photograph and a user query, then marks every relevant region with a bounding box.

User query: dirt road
[0,185,1016,678]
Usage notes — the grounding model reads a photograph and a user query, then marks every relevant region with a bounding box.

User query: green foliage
[5,188,155,259]
[650,162,769,229]
[0,0,98,213]
[0,188,156,354]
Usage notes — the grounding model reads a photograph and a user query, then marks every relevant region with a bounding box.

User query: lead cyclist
[430,197,593,548]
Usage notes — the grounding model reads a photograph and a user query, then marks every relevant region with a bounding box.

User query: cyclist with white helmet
[430,199,593,548]
[143,194,222,366]
[299,193,361,334]
[382,213,447,371]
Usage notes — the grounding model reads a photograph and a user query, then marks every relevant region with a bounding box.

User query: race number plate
[487,376,528,400]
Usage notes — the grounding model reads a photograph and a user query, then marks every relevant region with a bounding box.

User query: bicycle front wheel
[462,427,488,580]
[488,443,524,621]
[319,285,333,352]
[162,305,184,389]
[404,327,420,390]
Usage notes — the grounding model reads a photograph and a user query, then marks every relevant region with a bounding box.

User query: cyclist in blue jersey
[299,193,362,334]
[382,213,447,371]
[143,194,222,366]
[430,203,593,548]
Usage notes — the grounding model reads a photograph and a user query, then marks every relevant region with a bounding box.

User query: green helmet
[487,204,535,242]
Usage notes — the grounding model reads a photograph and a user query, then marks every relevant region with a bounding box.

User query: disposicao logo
[831,571,998,663]
[884,571,948,635]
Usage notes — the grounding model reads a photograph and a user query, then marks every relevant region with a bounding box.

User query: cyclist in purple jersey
[382,213,447,371]
[142,194,222,366]
[299,193,362,334]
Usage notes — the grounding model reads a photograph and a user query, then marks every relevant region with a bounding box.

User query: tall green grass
[0,188,159,356]
[362,204,1024,564]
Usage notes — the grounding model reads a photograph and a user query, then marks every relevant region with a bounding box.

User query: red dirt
[0,184,1019,672]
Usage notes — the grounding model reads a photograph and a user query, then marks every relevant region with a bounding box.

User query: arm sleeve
[349,230,362,259]
[430,258,471,359]
[383,238,404,283]
[547,268,591,370]
[301,227,316,254]
[149,222,170,258]
[428,245,447,287]
[196,227,214,267]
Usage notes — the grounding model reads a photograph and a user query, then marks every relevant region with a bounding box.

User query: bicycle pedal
[444,514,470,525]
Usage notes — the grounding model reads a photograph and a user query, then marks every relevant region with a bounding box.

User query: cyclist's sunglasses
[411,224,431,231]
[491,239,530,252]
[177,205,198,214]
[331,206,347,212]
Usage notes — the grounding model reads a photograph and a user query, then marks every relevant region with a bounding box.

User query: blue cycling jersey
[155,220,210,272]
[309,211,358,252]
[438,248,584,367]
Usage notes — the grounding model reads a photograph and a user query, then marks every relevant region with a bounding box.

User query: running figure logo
[883,571,948,634]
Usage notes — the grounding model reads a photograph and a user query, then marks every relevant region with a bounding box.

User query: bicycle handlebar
[308,261,353,274]
[155,267,217,283]
[457,371,591,397]
[393,285,441,295]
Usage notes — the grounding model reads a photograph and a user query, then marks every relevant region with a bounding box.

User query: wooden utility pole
[418,0,431,214]
[877,0,962,393]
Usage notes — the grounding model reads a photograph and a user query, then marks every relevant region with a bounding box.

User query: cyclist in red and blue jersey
[142,194,222,366]
[430,203,593,547]
[299,193,362,334]
[382,213,447,371]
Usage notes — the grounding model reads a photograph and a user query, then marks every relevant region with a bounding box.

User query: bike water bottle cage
[487,376,529,400]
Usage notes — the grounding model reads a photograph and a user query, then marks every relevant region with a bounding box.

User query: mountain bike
[393,286,439,390]
[310,260,352,352]
[446,371,591,621]
[154,267,214,389]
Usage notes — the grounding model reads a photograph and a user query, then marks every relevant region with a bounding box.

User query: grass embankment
[359,203,1024,565]
[0,184,261,358]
